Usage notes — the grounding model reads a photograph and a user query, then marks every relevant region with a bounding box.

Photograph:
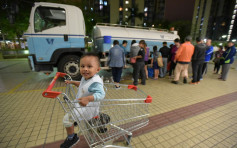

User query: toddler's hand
[78,97,89,106]
[65,80,71,84]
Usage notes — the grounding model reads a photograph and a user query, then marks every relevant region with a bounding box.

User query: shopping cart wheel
[126,135,132,145]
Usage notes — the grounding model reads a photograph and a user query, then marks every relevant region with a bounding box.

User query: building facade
[110,0,144,26]
[191,0,237,42]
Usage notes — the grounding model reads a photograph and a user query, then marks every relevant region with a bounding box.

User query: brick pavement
[0,63,237,148]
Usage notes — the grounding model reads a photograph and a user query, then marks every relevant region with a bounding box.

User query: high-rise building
[83,0,110,23]
[84,0,195,28]
[143,0,195,27]
[143,0,165,26]
[110,0,144,26]
[191,0,237,42]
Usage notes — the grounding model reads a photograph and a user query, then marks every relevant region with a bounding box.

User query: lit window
[144,23,146,26]
[104,1,108,6]
[222,35,227,38]
[221,22,226,26]
[144,7,148,12]
[91,8,93,11]
[125,1,129,4]
[233,15,236,19]
[119,7,123,11]
[232,39,236,42]
[125,15,128,18]
[100,0,103,4]
[144,13,147,17]
[84,6,87,10]
[100,5,103,10]
[125,8,128,11]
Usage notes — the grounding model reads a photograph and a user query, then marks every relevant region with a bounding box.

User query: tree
[127,4,144,26]
[169,20,192,42]
[0,0,31,46]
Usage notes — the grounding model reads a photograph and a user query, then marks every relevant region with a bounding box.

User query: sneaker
[189,82,197,85]
[171,81,178,84]
[115,85,121,90]
[60,134,79,148]
[183,78,187,84]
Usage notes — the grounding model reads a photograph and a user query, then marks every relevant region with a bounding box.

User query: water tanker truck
[24,2,179,79]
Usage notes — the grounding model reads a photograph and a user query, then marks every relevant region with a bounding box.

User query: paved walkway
[0,61,237,148]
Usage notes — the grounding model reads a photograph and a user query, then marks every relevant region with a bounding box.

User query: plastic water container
[104,36,111,43]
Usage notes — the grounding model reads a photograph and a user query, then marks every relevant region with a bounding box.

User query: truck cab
[24,2,86,79]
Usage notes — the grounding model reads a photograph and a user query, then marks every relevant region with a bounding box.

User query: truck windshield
[34,6,66,33]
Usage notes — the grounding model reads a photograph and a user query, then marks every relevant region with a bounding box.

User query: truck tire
[58,55,81,80]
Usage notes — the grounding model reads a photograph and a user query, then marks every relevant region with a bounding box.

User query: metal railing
[96,23,169,32]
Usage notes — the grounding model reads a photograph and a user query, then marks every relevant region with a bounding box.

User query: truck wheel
[58,55,81,80]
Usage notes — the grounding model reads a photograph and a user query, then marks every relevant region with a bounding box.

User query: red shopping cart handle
[42,72,67,98]
[145,95,152,103]
[128,85,137,91]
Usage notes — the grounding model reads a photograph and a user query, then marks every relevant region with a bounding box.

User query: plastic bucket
[104,36,111,43]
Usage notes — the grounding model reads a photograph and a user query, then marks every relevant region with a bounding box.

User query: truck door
[32,6,70,62]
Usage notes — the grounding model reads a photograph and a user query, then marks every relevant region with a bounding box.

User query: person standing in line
[159,42,170,78]
[190,37,206,84]
[133,40,146,86]
[151,46,161,80]
[213,46,224,74]
[130,40,140,81]
[169,38,180,79]
[201,39,214,79]
[120,40,128,56]
[144,43,150,79]
[172,36,194,84]
[108,40,126,89]
[219,41,236,81]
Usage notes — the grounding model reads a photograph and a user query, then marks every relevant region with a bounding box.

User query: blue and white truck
[24,2,179,79]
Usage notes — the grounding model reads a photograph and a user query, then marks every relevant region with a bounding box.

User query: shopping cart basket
[42,72,152,148]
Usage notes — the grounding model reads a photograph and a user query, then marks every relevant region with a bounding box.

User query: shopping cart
[42,72,152,148]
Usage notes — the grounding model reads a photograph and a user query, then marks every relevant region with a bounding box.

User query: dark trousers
[111,67,123,83]
[221,64,231,80]
[214,63,221,73]
[133,62,146,85]
[192,61,203,82]
[169,61,176,76]
[201,62,208,77]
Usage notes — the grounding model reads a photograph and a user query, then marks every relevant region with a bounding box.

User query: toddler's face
[80,56,100,80]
